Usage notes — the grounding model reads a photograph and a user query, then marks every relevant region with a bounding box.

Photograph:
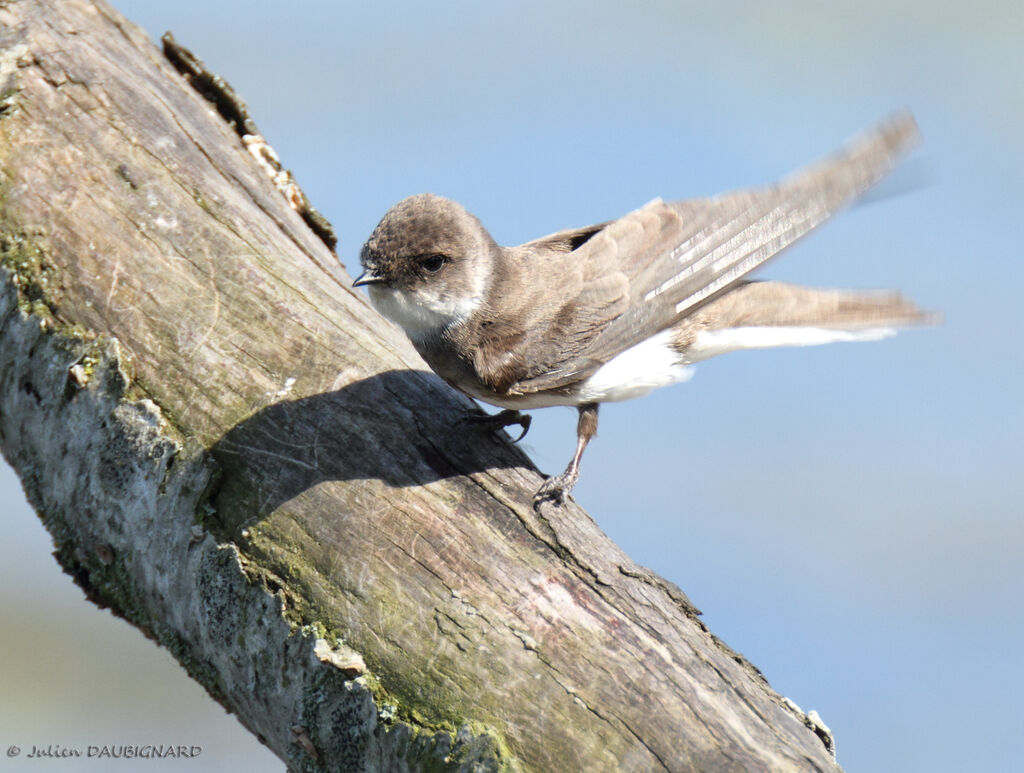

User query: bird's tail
[674,280,935,362]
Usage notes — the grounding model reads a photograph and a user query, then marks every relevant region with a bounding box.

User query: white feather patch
[685,325,897,362]
[462,324,898,410]
[573,329,694,404]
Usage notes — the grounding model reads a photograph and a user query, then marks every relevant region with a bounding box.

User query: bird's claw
[532,468,579,511]
[462,409,532,442]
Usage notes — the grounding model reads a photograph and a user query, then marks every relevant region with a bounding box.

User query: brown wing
[508,113,921,395]
[464,231,630,394]
[518,222,609,253]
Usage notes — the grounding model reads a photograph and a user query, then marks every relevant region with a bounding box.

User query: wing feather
[511,114,920,394]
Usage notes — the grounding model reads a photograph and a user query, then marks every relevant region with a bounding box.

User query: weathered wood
[0,1,842,771]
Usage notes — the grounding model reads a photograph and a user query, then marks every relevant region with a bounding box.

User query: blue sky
[2,1,1021,770]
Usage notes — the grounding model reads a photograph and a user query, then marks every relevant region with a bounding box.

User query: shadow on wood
[211,368,534,526]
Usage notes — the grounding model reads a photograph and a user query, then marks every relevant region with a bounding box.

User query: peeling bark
[0,2,842,771]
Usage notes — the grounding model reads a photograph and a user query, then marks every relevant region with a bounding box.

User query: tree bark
[0,1,841,771]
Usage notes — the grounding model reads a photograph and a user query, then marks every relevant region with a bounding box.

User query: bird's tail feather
[674,280,935,362]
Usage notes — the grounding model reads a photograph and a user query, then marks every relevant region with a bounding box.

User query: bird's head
[355,193,497,338]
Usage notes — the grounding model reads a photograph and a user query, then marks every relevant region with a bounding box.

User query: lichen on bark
[0,260,514,772]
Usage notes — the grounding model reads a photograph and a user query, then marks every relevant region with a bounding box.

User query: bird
[354,115,930,509]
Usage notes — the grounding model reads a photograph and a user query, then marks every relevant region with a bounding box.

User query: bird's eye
[419,254,447,273]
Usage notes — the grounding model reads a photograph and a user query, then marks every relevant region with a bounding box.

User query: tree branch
[0,1,840,770]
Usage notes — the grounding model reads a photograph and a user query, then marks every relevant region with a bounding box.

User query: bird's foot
[532,467,580,510]
[462,408,532,442]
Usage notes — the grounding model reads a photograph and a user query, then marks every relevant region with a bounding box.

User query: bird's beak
[352,270,386,288]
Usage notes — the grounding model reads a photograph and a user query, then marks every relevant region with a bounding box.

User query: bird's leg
[533,403,599,509]
[462,408,532,442]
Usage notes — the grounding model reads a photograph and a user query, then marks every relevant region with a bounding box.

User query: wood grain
[0,2,842,770]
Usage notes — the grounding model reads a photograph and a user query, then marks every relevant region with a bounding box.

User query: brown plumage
[355,114,931,507]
